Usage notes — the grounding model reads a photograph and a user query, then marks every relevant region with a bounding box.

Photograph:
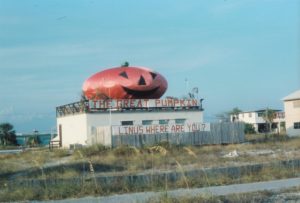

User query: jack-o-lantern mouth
[122,86,160,97]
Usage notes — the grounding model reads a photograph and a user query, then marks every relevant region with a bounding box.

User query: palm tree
[0,123,17,146]
[262,108,276,134]
[216,107,242,123]
[229,107,242,122]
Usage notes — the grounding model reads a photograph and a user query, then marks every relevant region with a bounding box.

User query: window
[294,122,300,129]
[257,112,264,117]
[159,119,169,125]
[293,100,300,108]
[142,120,153,125]
[121,121,133,126]
[248,113,252,118]
[175,119,186,124]
[276,112,285,119]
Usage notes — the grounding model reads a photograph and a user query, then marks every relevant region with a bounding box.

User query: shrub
[52,148,71,158]
[77,144,108,157]
[113,145,139,156]
[156,140,172,149]
[244,123,256,134]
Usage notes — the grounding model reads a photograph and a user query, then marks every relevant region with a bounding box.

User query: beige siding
[285,99,300,136]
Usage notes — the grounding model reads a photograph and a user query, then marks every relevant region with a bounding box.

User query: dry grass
[0,134,300,201]
[1,135,300,178]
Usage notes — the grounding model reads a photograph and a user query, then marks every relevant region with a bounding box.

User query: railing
[49,140,61,150]
[275,112,285,119]
[56,99,204,117]
[56,101,89,117]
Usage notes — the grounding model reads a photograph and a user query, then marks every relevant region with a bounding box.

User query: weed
[77,144,108,157]
[51,148,70,158]
[1,136,300,201]
[113,145,139,156]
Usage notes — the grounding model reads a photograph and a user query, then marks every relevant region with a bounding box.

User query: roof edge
[282,89,300,101]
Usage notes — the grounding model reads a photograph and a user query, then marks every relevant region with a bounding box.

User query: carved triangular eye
[138,76,146,85]
[119,71,128,78]
[150,72,157,79]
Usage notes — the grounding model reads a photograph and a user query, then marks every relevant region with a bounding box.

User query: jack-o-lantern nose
[138,76,146,85]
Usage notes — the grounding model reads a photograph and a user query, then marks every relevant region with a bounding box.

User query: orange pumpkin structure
[82,65,168,99]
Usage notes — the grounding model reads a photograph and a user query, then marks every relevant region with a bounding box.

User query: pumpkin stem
[121,61,129,67]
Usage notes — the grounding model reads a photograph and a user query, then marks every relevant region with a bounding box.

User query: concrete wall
[86,110,203,126]
[284,99,300,136]
[56,110,203,147]
[86,110,202,146]
[56,114,87,147]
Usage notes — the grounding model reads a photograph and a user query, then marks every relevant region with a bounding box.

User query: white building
[283,90,300,136]
[55,98,204,148]
[231,109,285,133]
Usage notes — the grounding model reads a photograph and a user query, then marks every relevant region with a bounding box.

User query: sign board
[89,99,199,110]
[112,122,210,136]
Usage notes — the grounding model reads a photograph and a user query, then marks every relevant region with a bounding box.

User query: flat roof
[238,109,282,114]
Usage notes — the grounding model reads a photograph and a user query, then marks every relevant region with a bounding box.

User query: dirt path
[39,177,300,203]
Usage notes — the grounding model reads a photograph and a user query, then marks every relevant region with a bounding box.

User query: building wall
[56,114,88,147]
[56,110,203,147]
[86,110,203,126]
[284,99,300,136]
[232,111,285,133]
[233,112,257,124]
[86,110,203,146]
[233,112,260,132]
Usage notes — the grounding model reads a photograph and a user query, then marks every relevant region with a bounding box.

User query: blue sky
[0,0,299,133]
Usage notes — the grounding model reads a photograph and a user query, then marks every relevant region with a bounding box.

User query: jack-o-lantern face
[83,66,168,99]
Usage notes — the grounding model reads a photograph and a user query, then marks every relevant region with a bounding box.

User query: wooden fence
[112,122,245,148]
